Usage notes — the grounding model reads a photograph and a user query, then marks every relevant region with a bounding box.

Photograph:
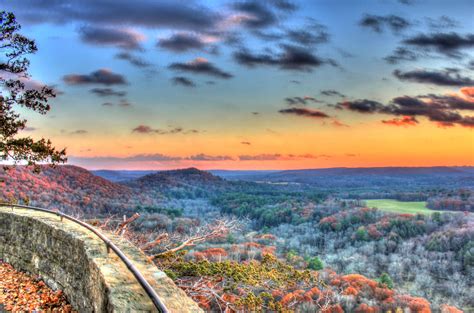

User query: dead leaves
[0,261,75,312]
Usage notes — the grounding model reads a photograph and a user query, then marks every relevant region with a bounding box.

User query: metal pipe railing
[0,203,169,313]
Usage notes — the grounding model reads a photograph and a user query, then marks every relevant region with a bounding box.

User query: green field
[364,199,441,215]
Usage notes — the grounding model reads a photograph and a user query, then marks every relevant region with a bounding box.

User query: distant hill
[211,166,474,189]
[0,165,157,215]
[124,168,226,198]
[92,169,156,182]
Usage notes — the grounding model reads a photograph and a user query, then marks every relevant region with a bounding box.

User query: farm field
[364,199,442,215]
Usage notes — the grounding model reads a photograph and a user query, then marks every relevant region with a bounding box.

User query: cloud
[285,96,322,106]
[426,16,459,30]
[332,89,474,128]
[335,99,385,113]
[286,20,329,47]
[79,25,145,50]
[115,52,152,68]
[270,0,297,11]
[63,69,126,85]
[331,119,349,127]
[241,141,251,145]
[238,153,321,161]
[187,154,233,161]
[90,88,126,97]
[169,57,233,79]
[402,32,474,57]
[232,1,277,29]
[384,47,418,64]
[70,129,88,135]
[279,107,330,119]
[393,68,474,86]
[320,89,345,98]
[172,76,196,87]
[234,44,330,71]
[382,116,419,127]
[71,154,183,164]
[132,125,199,134]
[460,86,474,98]
[158,33,209,52]
[359,14,411,34]
[4,0,223,31]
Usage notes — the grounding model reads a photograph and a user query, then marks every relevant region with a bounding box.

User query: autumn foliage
[0,261,74,311]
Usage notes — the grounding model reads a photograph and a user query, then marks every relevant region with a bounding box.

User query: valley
[1,165,473,312]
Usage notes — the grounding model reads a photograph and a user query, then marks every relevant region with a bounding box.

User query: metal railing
[0,203,169,313]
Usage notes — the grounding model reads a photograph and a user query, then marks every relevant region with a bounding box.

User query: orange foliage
[343,286,359,296]
[0,261,75,311]
[355,303,378,313]
[440,304,463,313]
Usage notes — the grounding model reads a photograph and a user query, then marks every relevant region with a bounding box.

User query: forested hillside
[2,165,472,311]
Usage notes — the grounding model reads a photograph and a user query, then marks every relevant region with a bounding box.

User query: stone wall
[0,206,203,312]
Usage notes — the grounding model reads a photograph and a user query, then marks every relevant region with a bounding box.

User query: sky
[2,0,474,170]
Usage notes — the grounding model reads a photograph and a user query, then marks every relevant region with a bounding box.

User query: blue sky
[2,0,473,169]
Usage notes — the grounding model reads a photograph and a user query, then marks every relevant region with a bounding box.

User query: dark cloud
[90,88,126,97]
[468,60,474,71]
[321,89,345,98]
[169,57,233,79]
[102,102,114,107]
[382,116,418,127]
[270,0,297,11]
[393,68,474,86]
[335,99,385,113]
[232,1,277,29]
[359,14,412,34]
[402,32,474,57]
[279,107,330,119]
[158,33,207,52]
[384,47,419,64]
[286,20,329,47]
[115,52,152,68]
[79,25,144,50]
[132,125,199,134]
[234,44,329,71]
[4,0,223,31]
[63,69,126,85]
[333,92,474,128]
[172,76,196,87]
[285,96,322,106]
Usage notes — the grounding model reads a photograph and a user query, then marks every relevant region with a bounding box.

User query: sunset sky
[2,0,474,170]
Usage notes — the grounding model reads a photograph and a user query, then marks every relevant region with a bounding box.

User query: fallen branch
[141,233,169,251]
[115,213,140,236]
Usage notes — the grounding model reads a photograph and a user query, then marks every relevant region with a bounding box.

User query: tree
[378,272,393,289]
[1,11,66,172]
[307,256,324,270]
